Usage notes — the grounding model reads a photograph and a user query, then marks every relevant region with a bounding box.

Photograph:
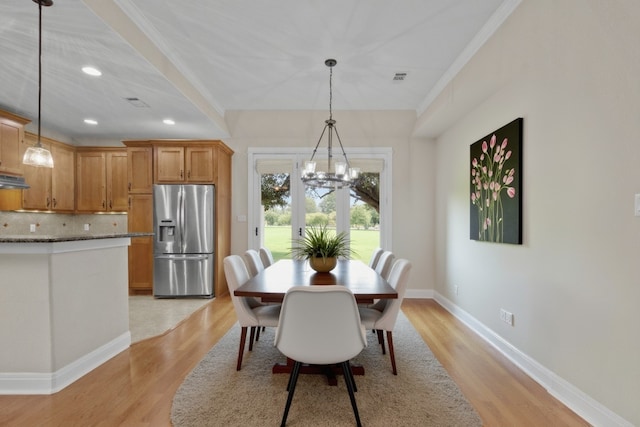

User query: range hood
[0,174,30,189]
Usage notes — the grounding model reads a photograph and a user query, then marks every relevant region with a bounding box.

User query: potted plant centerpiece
[291,225,354,273]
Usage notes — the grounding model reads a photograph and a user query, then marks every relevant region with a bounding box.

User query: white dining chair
[275,285,367,427]
[359,258,412,375]
[243,249,265,278]
[368,247,384,269]
[374,250,395,280]
[223,255,281,370]
[259,246,275,267]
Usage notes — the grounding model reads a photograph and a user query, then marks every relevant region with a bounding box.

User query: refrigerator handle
[179,187,185,252]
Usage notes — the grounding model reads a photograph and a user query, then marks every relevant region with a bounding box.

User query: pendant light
[301,59,359,189]
[23,0,54,169]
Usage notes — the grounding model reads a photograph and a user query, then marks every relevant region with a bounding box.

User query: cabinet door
[127,146,153,193]
[76,151,107,211]
[155,146,184,182]
[0,121,23,175]
[107,152,128,211]
[186,146,214,182]
[21,139,52,210]
[51,144,75,211]
[128,194,154,293]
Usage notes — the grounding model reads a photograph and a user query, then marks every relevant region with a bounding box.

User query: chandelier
[301,59,359,189]
[23,0,54,168]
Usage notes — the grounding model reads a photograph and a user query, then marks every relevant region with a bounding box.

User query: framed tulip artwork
[470,118,523,244]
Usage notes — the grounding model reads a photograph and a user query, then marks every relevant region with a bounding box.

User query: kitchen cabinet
[76,148,127,212]
[155,145,214,183]
[21,133,75,211]
[127,145,153,193]
[128,193,154,294]
[0,109,29,176]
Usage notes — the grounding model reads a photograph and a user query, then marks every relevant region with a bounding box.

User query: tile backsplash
[0,212,127,236]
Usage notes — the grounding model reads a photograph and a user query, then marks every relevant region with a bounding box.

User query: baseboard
[433,292,632,427]
[405,289,434,299]
[0,332,131,395]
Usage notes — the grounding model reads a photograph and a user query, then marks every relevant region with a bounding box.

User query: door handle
[299,228,302,236]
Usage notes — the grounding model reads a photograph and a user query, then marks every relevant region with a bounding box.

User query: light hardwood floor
[0,297,588,426]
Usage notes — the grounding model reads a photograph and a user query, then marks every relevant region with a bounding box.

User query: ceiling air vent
[393,72,407,82]
[124,97,150,108]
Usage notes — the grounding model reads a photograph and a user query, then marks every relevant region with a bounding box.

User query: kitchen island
[0,233,149,394]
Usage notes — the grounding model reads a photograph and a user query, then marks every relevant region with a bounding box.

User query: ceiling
[0,0,518,145]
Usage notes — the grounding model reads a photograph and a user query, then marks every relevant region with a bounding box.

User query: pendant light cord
[37,0,43,147]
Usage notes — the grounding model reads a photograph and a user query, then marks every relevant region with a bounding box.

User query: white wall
[428,0,640,425]
[223,109,436,293]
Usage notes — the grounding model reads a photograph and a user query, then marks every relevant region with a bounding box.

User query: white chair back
[259,246,275,267]
[372,259,412,331]
[243,249,265,277]
[275,286,367,365]
[223,255,259,326]
[374,251,395,280]
[368,247,384,269]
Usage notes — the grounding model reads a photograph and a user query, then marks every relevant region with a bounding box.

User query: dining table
[234,258,397,384]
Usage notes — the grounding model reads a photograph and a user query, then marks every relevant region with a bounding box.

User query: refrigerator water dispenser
[159,219,176,242]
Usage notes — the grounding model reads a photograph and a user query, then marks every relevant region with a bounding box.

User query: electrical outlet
[505,311,514,326]
[84,223,90,231]
[500,308,514,326]
[30,224,36,233]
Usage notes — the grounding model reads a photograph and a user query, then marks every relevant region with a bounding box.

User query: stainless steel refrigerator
[153,184,215,298]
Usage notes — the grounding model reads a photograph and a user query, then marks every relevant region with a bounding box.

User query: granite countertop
[0,232,153,243]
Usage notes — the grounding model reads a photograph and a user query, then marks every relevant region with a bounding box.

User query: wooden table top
[234,259,397,303]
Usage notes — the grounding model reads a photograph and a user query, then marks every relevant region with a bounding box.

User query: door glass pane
[305,187,336,228]
[261,172,291,262]
[349,172,380,263]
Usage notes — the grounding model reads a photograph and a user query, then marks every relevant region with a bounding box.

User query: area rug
[128,296,212,343]
[171,312,481,426]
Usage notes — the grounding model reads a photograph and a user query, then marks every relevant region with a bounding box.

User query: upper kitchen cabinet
[21,133,75,212]
[127,145,153,193]
[0,109,30,176]
[154,143,215,183]
[76,148,128,212]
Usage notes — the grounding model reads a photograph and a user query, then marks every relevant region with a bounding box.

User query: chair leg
[343,360,357,392]
[249,326,256,351]
[237,327,247,371]
[281,361,302,427]
[255,325,261,342]
[377,329,386,354]
[386,330,397,375]
[341,361,362,427]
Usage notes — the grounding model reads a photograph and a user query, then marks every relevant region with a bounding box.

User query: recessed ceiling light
[84,119,98,125]
[163,119,175,125]
[82,66,102,77]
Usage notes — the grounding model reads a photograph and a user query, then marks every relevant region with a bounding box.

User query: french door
[248,148,391,262]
